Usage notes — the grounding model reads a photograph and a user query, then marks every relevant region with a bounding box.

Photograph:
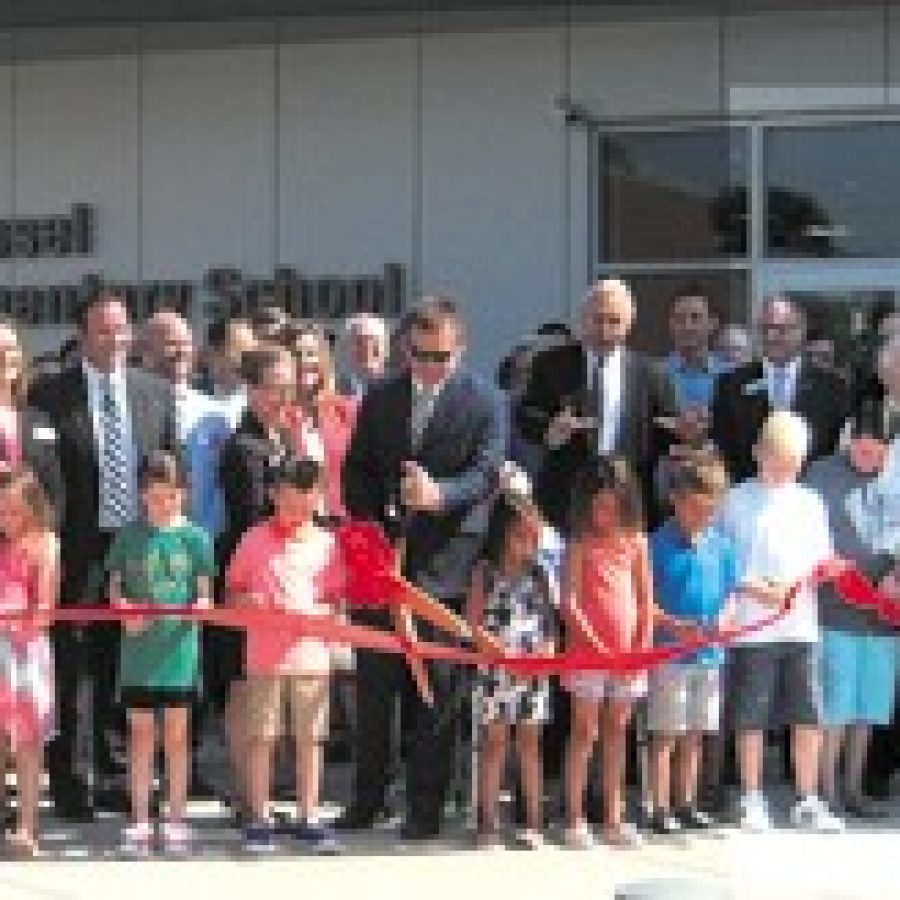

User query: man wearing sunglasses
[341,296,506,841]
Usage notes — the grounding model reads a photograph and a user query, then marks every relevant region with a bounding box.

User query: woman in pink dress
[0,466,59,857]
[284,323,358,519]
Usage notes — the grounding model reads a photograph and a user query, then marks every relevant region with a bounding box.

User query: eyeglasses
[409,346,454,364]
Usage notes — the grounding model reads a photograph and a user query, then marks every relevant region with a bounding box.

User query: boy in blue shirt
[647,452,737,836]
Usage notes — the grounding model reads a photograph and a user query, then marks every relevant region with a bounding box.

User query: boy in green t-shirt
[106,452,214,857]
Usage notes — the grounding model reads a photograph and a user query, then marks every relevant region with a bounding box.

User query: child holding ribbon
[225,455,346,856]
[107,453,214,857]
[719,411,842,834]
[0,466,58,858]
[562,458,653,849]
[647,451,737,836]
[467,493,556,850]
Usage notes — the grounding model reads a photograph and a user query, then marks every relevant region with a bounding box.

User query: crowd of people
[0,276,899,862]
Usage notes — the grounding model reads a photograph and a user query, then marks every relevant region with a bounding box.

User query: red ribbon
[0,524,896,675]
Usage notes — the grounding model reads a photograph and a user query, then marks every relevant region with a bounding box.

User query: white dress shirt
[587,346,624,456]
[83,360,139,529]
[763,357,801,410]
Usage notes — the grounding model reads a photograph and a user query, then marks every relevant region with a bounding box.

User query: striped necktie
[99,375,131,528]
[411,383,437,450]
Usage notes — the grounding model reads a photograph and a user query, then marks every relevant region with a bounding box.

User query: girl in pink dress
[0,466,59,857]
[562,458,653,850]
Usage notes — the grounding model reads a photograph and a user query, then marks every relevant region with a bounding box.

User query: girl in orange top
[562,458,653,850]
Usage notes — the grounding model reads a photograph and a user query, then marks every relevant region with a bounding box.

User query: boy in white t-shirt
[719,411,842,833]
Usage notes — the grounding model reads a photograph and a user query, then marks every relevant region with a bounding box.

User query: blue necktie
[99,376,131,527]
[772,367,790,410]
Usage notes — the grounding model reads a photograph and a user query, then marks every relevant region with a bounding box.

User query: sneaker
[514,828,544,850]
[565,820,597,850]
[120,822,154,858]
[738,794,772,833]
[790,796,845,833]
[677,806,716,831]
[649,811,682,837]
[161,821,194,856]
[289,820,343,855]
[243,821,278,854]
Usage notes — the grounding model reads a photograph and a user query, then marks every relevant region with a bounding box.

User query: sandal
[6,831,40,859]
[603,822,644,849]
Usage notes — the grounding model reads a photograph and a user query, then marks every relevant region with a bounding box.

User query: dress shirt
[586,346,624,456]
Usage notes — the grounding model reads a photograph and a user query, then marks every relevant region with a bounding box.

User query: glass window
[618,270,749,357]
[598,127,750,263]
[765,123,900,258]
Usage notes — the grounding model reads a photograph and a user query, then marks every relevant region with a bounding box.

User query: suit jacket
[15,405,65,523]
[342,369,506,604]
[29,365,176,602]
[710,357,851,483]
[218,409,290,562]
[516,341,679,530]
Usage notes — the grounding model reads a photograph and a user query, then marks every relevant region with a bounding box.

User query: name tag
[31,426,57,442]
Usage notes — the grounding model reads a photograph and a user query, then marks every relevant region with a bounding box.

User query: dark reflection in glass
[619,270,749,356]
[598,128,750,262]
[765,123,900,258]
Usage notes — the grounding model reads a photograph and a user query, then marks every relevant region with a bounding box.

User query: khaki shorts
[647,664,721,735]
[244,674,330,742]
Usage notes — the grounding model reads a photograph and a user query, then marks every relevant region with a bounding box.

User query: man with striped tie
[30,292,176,822]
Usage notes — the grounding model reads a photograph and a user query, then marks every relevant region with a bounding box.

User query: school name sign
[0,205,407,324]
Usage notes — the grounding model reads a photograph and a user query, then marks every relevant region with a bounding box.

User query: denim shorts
[819,629,897,728]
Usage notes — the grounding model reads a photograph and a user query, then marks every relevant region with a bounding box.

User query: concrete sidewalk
[0,795,896,900]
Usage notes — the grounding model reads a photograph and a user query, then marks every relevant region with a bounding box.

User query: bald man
[516,278,679,530]
[142,310,237,538]
[711,296,850,482]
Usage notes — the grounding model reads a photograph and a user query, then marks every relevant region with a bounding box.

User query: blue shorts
[820,629,898,727]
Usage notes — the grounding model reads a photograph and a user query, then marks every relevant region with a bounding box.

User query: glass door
[754,264,900,382]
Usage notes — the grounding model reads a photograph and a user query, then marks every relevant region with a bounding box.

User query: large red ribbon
[0,522,896,675]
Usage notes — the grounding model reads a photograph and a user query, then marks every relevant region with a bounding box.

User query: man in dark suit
[339,297,506,840]
[517,277,681,531]
[711,296,851,483]
[29,291,176,821]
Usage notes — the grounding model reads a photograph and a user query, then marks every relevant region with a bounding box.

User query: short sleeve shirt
[106,520,215,690]
[650,520,738,666]
[718,479,833,645]
[225,521,345,676]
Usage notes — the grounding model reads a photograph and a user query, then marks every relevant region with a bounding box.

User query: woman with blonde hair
[0,320,63,518]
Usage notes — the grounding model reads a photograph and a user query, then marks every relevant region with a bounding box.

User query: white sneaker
[565,820,597,850]
[120,822,154,858]
[738,794,772,833]
[790,796,845,833]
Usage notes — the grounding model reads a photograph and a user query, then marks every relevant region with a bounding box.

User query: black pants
[352,641,462,830]
[47,531,123,806]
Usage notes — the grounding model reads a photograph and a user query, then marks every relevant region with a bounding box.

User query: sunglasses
[410,346,454,364]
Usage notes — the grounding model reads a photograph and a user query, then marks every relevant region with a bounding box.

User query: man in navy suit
[339,297,506,840]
